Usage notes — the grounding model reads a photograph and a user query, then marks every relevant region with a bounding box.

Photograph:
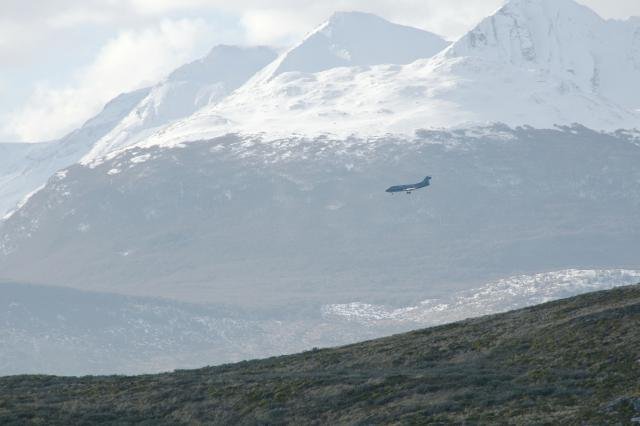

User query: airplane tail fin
[424,176,432,184]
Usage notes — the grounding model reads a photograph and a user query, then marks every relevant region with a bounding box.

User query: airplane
[386,176,432,194]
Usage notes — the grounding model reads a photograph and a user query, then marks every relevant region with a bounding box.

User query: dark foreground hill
[1,285,640,425]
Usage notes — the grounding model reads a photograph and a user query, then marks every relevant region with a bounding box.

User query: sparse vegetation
[1,284,640,424]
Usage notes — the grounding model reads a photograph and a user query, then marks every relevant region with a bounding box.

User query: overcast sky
[1,0,639,142]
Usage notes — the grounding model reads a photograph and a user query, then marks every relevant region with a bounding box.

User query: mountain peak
[262,11,449,78]
[444,0,614,80]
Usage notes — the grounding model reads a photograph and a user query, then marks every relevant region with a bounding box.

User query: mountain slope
[0,88,150,217]
[137,0,640,147]
[447,0,640,111]
[1,126,638,307]
[261,11,449,78]
[0,142,53,218]
[87,12,451,160]
[2,284,640,424]
[82,45,277,163]
[0,45,278,217]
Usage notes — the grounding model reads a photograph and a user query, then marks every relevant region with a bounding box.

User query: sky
[1,0,639,142]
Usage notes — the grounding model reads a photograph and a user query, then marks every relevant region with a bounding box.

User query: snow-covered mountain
[448,0,640,111]
[260,11,449,78]
[0,88,150,218]
[0,143,52,218]
[7,0,638,209]
[0,46,277,218]
[0,13,451,221]
[81,13,449,164]
[83,45,277,162]
[4,0,639,212]
[128,0,639,149]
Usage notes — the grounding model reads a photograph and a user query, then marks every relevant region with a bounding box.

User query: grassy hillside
[1,284,640,425]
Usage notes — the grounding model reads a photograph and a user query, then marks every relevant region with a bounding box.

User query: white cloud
[1,1,638,64]
[125,0,496,42]
[127,0,214,15]
[121,0,640,40]
[46,9,117,29]
[0,19,43,65]
[1,0,639,41]
[241,9,319,46]
[5,18,214,142]
[576,0,640,20]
